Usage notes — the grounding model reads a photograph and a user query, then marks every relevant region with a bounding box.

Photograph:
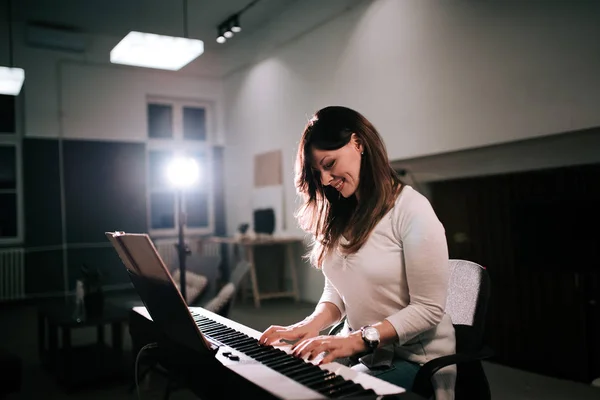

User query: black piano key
[245,347,280,357]
[272,356,305,368]
[286,364,323,378]
[226,337,255,347]
[287,367,330,382]
[257,352,292,364]
[202,326,231,334]
[195,320,220,328]
[251,347,284,356]
[199,323,223,330]
[264,357,302,370]
[211,331,243,341]
[276,362,314,375]
[233,340,260,349]
[308,376,347,392]
[292,371,332,388]
[296,371,336,386]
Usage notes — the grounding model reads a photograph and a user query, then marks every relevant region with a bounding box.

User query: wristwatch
[360,325,380,351]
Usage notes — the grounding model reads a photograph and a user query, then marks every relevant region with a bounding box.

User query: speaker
[253,208,275,235]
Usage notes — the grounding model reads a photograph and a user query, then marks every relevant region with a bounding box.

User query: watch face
[363,326,380,342]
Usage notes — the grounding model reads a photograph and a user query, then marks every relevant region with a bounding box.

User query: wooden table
[203,236,304,308]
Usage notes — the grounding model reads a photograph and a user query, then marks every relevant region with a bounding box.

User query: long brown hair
[295,106,403,268]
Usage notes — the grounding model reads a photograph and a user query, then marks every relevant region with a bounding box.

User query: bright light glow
[216,36,226,44]
[224,31,233,39]
[166,156,200,188]
[0,67,25,96]
[231,26,241,33]
[110,31,204,71]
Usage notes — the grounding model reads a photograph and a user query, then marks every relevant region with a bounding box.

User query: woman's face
[311,135,363,198]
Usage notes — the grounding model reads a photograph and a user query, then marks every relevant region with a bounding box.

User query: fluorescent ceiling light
[110,31,204,71]
[0,66,25,96]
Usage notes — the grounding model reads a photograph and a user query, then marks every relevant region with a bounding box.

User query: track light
[231,15,242,33]
[215,0,261,44]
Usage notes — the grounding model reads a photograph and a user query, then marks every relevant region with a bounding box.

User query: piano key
[297,371,336,386]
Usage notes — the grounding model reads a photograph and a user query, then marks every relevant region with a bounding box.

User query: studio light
[166,155,200,302]
[167,156,200,188]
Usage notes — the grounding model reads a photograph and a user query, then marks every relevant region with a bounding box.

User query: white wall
[222,0,600,302]
[14,25,224,141]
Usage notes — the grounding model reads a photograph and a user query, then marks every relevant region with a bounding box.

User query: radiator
[0,248,25,301]
[155,240,221,269]
[155,242,178,269]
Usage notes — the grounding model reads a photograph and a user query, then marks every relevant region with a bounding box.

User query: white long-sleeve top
[318,185,456,365]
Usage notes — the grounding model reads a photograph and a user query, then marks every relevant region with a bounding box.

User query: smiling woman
[294,106,402,267]
[259,106,457,400]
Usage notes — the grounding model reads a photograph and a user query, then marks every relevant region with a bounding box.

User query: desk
[204,236,304,308]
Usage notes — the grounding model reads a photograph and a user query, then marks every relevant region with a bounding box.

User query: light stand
[167,156,200,303]
[176,188,189,301]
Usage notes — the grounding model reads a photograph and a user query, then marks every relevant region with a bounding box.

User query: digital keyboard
[132,306,407,399]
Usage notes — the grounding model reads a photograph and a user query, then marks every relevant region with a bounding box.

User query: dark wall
[20,138,227,297]
[63,140,147,243]
[23,139,64,294]
[430,163,600,383]
[22,138,147,293]
[63,140,147,289]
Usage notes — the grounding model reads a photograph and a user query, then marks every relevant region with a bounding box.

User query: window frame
[0,137,23,245]
[145,96,215,238]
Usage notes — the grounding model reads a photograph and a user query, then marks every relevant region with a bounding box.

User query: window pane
[183,107,206,141]
[148,151,172,189]
[150,191,175,229]
[0,95,16,133]
[0,146,16,189]
[148,104,173,138]
[185,191,209,228]
[0,193,17,237]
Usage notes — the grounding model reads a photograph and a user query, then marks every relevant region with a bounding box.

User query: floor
[1,292,599,400]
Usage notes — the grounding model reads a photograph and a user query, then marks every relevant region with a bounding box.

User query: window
[0,94,22,244]
[146,97,213,236]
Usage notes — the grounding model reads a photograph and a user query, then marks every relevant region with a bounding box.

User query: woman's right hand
[259,321,320,347]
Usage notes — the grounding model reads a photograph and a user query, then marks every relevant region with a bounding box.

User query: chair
[170,254,221,306]
[202,260,251,318]
[329,259,493,400]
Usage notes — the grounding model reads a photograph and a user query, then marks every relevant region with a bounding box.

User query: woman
[259,106,456,399]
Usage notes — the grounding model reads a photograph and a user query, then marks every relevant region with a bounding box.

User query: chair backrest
[445,259,491,353]
[202,261,251,317]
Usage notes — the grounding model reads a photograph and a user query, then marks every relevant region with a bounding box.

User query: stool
[0,348,22,398]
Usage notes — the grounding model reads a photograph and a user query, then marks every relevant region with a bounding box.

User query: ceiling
[12,0,298,53]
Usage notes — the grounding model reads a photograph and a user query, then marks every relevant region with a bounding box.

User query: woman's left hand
[291,332,366,365]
